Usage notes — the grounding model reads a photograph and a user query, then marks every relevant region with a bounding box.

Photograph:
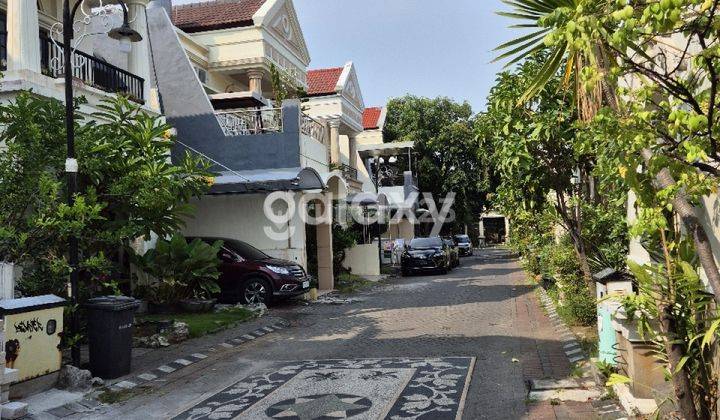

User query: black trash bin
[85,295,140,379]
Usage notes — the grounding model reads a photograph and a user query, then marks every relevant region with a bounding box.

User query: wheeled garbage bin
[85,296,140,379]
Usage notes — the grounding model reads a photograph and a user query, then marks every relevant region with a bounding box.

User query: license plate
[302,280,310,289]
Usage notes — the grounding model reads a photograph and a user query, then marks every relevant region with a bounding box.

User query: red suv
[191,237,311,304]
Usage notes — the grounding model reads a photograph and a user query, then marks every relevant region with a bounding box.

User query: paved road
[92,248,574,419]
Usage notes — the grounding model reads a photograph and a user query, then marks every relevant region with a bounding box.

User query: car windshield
[222,239,270,260]
[454,235,470,244]
[409,237,443,249]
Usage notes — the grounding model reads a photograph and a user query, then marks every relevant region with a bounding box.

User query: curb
[536,289,586,364]
[107,321,289,392]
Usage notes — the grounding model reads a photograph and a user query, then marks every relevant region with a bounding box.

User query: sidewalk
[509,268,627,419]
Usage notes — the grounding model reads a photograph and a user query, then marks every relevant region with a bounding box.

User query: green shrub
[558,286,597,326]
[132,234,222,303]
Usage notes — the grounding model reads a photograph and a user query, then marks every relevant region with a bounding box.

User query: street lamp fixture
[57,0,142,367]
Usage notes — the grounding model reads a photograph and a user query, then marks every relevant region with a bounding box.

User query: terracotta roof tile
[363,107,382,130]
[306,67,344,96]
[172,0,266,33]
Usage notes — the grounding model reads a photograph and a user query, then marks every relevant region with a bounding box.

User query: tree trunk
[569,226,597,297]
[555,192,597,298]
[659,303,700,420]
[641,149,720,306]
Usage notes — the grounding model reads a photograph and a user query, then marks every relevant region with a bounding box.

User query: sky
[293,0,512,112]
[173,0,516,112]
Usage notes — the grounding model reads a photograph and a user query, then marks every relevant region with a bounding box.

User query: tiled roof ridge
[307,66,345,73]
[172,0,242,11]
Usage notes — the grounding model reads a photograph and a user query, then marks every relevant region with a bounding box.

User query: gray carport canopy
[208,167,326,195]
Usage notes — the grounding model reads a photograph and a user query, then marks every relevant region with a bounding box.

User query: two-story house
[146,0,377,291]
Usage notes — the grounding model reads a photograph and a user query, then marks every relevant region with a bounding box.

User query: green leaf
[606,373,632,387]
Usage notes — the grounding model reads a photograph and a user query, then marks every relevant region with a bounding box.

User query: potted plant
[132,233,222,314]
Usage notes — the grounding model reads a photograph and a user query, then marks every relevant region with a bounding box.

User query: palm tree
[494,0,608,121]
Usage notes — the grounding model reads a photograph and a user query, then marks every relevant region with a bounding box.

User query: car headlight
[267,265,290,275]
[434,252,445,257]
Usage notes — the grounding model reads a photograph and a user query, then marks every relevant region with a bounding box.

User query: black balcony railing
[341,163,358,180]
[0,33,144,103]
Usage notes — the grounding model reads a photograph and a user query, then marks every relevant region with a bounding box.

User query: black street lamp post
[59,0,141,367]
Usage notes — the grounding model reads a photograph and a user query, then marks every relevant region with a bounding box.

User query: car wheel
[242,278,270,304]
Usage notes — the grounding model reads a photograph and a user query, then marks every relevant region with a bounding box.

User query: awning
[209,91,268,109]
[346,192,389,206]
[357,141,415,159]
[208,167,325,195]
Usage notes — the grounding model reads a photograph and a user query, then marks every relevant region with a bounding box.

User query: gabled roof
[172,0,267,33]
[306,67,344,96]
[363,107,382,130]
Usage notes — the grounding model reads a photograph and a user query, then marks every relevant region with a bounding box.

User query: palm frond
[518,42,568,104]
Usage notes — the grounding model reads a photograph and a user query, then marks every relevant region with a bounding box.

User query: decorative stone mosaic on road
[173,357,475,420]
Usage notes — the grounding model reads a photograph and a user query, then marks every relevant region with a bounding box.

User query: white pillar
[6,0,41,72]
[247,69,264,96]
[348,133,358,171]
[328,120,341,166]
[504,216,510,242]
[127,0,151,102]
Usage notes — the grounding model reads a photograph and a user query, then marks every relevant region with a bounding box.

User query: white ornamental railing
[301,113,326,144]
[216,108,283,136]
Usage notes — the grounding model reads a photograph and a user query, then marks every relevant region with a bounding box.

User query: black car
[190,237,311,304]
[401,237,451,276]
[453,234,473,256]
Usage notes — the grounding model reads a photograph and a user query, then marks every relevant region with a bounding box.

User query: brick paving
[56,248,614,419]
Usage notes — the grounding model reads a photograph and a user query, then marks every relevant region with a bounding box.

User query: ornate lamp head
[107,21,142,43]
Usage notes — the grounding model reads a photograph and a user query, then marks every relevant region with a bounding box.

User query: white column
[6,0,41,72]
[127,0,151,102]
[348,133,358,171]
[329,120,341,166]
[247,69,264,96]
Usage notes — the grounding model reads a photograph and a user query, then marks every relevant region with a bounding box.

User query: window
[195,67,207,83]
[409,237,443,249]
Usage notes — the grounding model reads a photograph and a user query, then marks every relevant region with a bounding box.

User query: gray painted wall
[146,7,301,172]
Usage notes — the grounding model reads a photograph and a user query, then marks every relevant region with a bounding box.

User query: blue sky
[294,0,512,112]
[173,0,515,112]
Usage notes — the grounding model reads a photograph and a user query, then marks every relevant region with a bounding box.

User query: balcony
[216,107,327,145]
[301,113,326,144]
[340,163,358,181]
[216,108,283,136]
[0,35,144,103]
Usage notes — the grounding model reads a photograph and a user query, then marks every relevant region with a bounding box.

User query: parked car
[443,238,460,268]
[189,237,310,304]
[453,234,473,256]
[401,237,451,276]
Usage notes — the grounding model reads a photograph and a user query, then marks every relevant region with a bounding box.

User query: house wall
[182,193,308,267]
[342,244,380,276]
[357,129,383,146]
